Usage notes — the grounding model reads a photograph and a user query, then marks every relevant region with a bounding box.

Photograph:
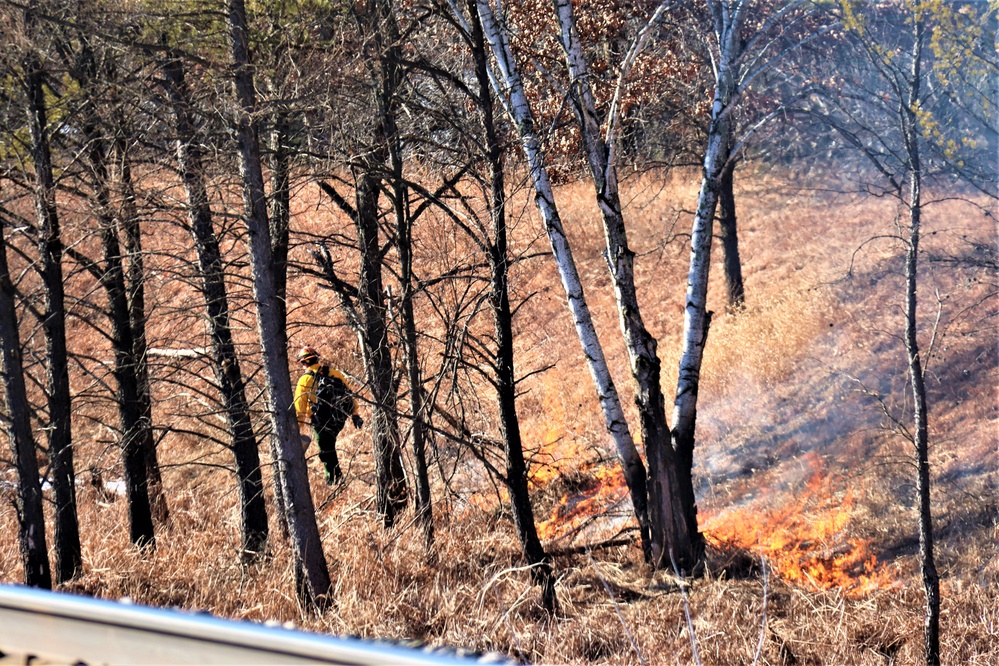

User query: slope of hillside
[0,169,995,665]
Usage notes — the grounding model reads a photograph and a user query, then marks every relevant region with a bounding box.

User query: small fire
[702,463,898,597]
[537,466,631,541]
[535,453,898,596]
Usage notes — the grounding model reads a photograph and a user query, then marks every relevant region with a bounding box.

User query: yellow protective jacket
[294,362,358,427]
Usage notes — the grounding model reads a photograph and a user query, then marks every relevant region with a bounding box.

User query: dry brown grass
[1,168,996,664]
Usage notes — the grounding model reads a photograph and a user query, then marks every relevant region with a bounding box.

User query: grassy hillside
[0,168,995,664]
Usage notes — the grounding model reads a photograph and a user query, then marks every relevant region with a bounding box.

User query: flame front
[702,463,897,597]
[537,466,630,540]
[537,454,898,596]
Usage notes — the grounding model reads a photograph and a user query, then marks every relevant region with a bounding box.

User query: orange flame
[702,463,898,597]
[537,466,631,540]
[536,453,898,596]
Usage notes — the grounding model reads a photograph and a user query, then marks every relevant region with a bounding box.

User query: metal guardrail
[0,585,492,665]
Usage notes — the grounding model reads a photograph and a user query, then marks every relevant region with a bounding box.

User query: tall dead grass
[0,168,996,664]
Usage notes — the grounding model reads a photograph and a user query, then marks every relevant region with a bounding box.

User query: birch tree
[472,0,652,569]
[669,0,835,568]
[668,0,746,546]
[901,17,939,661]
[552,0,704,571]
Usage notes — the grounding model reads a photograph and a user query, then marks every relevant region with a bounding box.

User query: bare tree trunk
[227,0,332,608]
[394,166,434,548]
[265,115,292,539]
[161,49,270,558]
[903,17,940,666]
[476,0,647,576]
[355,169,409,525]
[668,0,749,574]
[83,125,156,546]
[25,50,81,582]
[265,75,291,528]
[382,33,430,538]
[117,136,168,525]
[718,155,745,311]
[467,0,555,612]
[270,111,291,336]
[68,41,156,546]
[0,220,52,589]
[348,0,409,527]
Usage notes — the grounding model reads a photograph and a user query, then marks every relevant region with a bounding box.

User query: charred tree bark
[468,0,555,612]
[161,48,270,558]
[902,17,940,666]
[25,51,81,582]
[227,0,332,608]
[393,160,434,547]
[117,137,168,525]
[0,221,52,589]
[718,155,745,311]
[270,111,291,336]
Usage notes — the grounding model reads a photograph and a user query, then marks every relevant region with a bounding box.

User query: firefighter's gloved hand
[352,415,364,429]
[300,434,311,450]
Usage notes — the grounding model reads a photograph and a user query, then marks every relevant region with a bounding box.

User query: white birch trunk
[475,0,644,505]
[553,0,696,567]
[671,1,745,459]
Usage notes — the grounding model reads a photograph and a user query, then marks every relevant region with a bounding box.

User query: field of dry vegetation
[1,167,996,665]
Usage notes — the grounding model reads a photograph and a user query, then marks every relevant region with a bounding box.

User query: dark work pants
[315,421,345,483]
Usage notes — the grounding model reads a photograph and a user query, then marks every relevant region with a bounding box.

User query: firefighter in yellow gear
[294,345,362,484]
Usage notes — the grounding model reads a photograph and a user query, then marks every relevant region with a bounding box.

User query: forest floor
[0,168,996,665]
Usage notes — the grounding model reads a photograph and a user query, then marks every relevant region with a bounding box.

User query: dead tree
[393,161,435,547]
[160,45,270,558]
[314,0,410,527]
[65,41,160,546]
[24,44,81,581]
[0,216,52,590]
[115,123,168,525]
[226,0,332,608]
[460,0,557,611]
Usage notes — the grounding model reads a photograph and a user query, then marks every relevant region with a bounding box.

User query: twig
[478,563,543,615]
[670,548,702,666]
[752,554,769,666]
[586,548,646,666]
[492,587,527,664]
[547,533,636,557]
